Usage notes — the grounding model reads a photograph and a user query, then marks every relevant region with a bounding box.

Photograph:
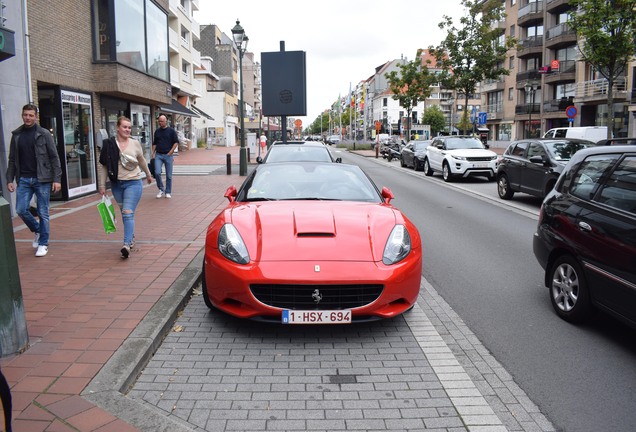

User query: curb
[81,249,205,431]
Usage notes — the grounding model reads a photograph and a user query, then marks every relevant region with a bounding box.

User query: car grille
[466,157,493,162]
[250,284,384,310]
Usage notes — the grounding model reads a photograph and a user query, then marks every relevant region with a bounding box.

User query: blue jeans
[111,179,142,246]
[16,177,51,246]
[154,153,174,194]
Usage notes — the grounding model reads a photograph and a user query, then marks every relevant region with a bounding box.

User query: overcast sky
[194,1,465,125]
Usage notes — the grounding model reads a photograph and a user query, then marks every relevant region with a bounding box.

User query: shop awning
[159,99,199,117]
[190,105,214,120]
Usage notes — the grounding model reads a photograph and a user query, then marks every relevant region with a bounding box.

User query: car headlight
[218,224,250,264]
[382,225,412,265]
[451,155,467,161]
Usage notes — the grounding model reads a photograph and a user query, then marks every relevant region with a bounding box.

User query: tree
[422,105,447,137]
[385,49,436,141]
[430,0,515,134]
[568,0,636,139]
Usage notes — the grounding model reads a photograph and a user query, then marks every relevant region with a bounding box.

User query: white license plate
[473,163,489,168]
[282,310,352,324]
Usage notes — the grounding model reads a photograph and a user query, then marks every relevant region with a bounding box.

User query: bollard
[226,153,232,175]
[0,197,29,356]
[247,148,250,163]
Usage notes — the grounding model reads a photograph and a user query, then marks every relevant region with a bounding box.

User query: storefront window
[130,103,151,160]
[61,90,96,197]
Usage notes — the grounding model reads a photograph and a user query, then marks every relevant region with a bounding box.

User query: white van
[543,126,608,143]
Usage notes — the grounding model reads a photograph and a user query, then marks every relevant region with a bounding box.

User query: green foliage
[385,49,436,141]
[568,0,636,138]
[422,105,447,137]
[430,0,515,133]
[456,111,473,134]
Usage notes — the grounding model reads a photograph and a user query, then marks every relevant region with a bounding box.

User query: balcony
[546,0,570,12]
[543,60,575,84]
[486,103,504,120]
[169,27,179,53]
[518,1,544,26]
[191,17,200,40]
[191,48,201,68]
[575,77,628,102]
[516,69,541,84]
[517,36,544,58]
[515,103,541,115]
[170,65,180,88]
[545,23,576,48]
[481,77,506,93]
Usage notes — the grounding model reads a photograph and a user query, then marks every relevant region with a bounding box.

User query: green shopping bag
[97,195,117,234]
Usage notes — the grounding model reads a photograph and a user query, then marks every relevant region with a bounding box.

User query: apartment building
[483,0,634,142]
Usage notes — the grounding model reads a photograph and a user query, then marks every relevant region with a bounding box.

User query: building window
[92,0,169,81]
[510,0,516,5]
[510,25,515,38]
[509,56,515,69]
[508,87,514,100]
[383,98,387,107]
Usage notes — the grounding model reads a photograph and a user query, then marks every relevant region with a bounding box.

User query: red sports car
[202,162,422,323]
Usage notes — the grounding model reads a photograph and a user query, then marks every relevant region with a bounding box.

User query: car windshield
[265,146,333,163]
[545,140,594,161]
[413,141,429,151]
[238,163,382,202]
[444,138,484,150]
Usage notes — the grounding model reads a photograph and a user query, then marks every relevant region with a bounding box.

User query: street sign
[565,105,577,119]
[478,112,487,125]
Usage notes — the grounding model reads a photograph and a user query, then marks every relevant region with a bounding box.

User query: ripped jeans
[111,179,142,246]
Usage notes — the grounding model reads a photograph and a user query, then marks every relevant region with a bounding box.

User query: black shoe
[120,245,130,259]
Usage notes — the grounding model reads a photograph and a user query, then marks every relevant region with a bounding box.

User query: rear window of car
[597,156,636,214]
[568,154,620,201]
[545,140,594,161]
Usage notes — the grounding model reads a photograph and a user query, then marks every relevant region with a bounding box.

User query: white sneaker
[156,191,164,199]
[165,193,172,199]
[35,245,48,257]
[32,233,40,248]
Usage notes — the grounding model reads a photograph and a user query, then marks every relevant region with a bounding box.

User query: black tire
[414,159,421,171]
[549,255,592,323]
[423,159,433,176]
[497,174,514,199]
[387,152,393,162]
[400,156,407,167]
[442,162,453,182]
[201,262,214,310]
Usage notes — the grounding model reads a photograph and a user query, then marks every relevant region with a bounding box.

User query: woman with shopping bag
[98,116,152,259]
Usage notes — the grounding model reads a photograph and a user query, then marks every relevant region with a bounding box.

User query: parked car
[533,145,636,327]
[256,141,341,163]
[400,140,431,170]
[423,135,498,182]
[326,135,341,145]
[497,138,595,200]
[202,162,422,323]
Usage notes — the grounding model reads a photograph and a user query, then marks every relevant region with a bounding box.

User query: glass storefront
[60,90,97,197]
[130,103,151,160]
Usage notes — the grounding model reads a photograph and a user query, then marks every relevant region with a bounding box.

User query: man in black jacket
[5,104,62,257]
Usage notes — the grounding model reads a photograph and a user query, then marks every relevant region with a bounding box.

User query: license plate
[473,163,489,168]
[282,310,351,324]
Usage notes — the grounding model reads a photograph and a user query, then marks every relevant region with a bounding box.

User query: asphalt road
[340,150,636,432]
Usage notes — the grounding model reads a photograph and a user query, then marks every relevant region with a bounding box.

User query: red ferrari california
[202,162,422,323]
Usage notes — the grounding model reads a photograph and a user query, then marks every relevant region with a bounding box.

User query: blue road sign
[478,112,487,125]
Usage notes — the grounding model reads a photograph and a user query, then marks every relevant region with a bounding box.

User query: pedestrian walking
[259,132,267,153]
[98,116,153,259]
[5,103,62,257]
[152,114,179,199]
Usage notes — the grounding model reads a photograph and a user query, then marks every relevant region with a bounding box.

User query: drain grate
[327,374,357,384]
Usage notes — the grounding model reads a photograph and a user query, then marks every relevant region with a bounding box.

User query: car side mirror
[224,185,237,203]
[436,144,444,149]
[484,143,490,149]
[381,186,394,204]
[335,157,342,163]
[256,156,263,164]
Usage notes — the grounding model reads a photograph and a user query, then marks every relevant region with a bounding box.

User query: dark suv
[497,138,594,200]
[533,145,636,327]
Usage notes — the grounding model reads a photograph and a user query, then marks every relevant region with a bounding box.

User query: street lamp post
[231,20,249,176]
[448,97,454,134]
[525,82,537,139]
